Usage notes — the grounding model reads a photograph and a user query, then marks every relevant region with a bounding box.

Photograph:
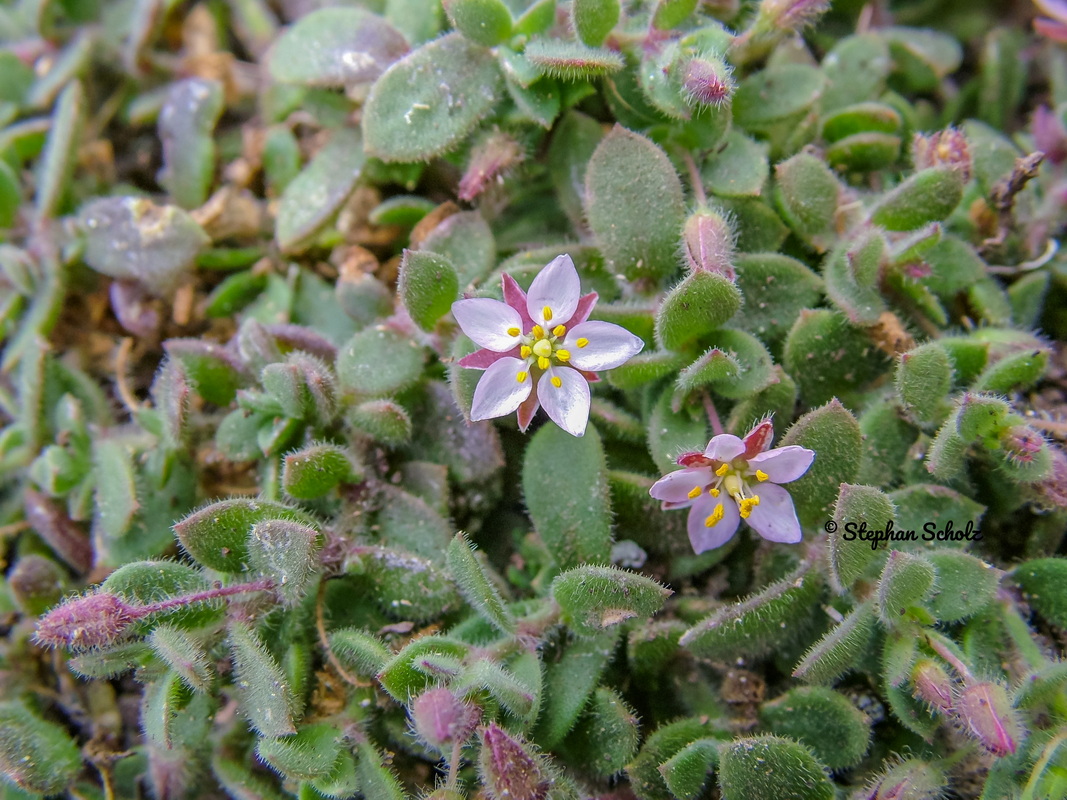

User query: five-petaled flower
[649,420,815,553]
[452,254,644,437]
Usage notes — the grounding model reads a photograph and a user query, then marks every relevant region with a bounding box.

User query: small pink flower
[648,421,814,553]
[452,255,644,437]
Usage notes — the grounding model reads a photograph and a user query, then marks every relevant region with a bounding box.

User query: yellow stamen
[687,485,702,499]
[709,487,720,497]
[516,371,528,383]
[507,326,520,337]
[520,345,532,358]
[755,469,769,482]
[532,339,553,358]
[531,325,544,338]
[704,504,724,527]
[556,349,570,362]
[551,376,562,388]
[576,337,589,348]
[538,356,550,370]
[552,324,566,337]
[715,463,730,477]
[739,496,760,519]
[543,306,553,321]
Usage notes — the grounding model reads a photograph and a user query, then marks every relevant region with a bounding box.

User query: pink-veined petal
[502,273,536,329]
[745,482,802,544]
[747,446,815,484]
[527,254,580,328]
[563,321,645,372]
[458,346,520,369]
[470,357,533,421]
[649,467,715,506]
[517,392,540,432]
[571,291,599,325]
[687,495,741,553]
[703,434,745,463]
[741,420,775,458]
[452,298,523,352]
[537,366,590,437]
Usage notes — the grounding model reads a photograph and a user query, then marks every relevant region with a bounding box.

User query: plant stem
[139,578,275,617]
[703,391,725,436]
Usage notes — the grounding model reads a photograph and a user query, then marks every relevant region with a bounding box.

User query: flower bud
[1032,105,1067,165]
[1000,424,1045,464]
[955,681,1021,757]
[911,129,972,183]
[682,208,736,280]
[858,758,945,800]
[910,658,954,714]
[479,722,551,800]
[1027,442,1067,510]
[35,592,138,651]
[458,131,524,202]
[680,57,735,108]
[758,0,830,33]
[411,688,480,751]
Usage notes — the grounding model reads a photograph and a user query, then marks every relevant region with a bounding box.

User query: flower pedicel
[649,420,815,553]
[452,254,645,437]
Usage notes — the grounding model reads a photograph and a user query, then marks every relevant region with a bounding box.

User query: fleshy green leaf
[552,564,671,636]
[363,34,503,162]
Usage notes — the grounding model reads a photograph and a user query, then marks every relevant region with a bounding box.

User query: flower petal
[563,321,645,372]
[458,346,519,369]
[502,273,536,329]
[516,392,540,432]
[703,434,745,463]
[1035,0,1067,22]
[686,495,741,553]
[470,357,533,421]
[741,420,775,458]
[649,467,714,506]
[526,254,580,328]
[745,482,802,544]
[747,446,815,484]
[571,291,599,325]
[452,298,523,352]
[537,366,590,437]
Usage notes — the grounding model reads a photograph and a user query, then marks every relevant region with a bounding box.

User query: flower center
[694,462,769,527]
[518,324,572,374]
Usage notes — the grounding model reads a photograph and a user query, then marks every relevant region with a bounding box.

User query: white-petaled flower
[451,254,645,437]
[649,420,815,553]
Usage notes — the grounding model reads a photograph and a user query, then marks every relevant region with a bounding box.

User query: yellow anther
[755,469,769,482]
[551,376,562,388]
[552,324,566,337]
[543,306,553,321]
[532,339,553,358]
[556,349,570,362]
[704,504,724,528]
[715,463,730,477]
[520,345,532,358]
[709,487,720,497]
[739,496,760,519]
[516,371,528,384]
[687,485,702,499]
[507,326,520,337]
[531,325,544,338]
[576,337,589,348]
[538,356,550,370]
